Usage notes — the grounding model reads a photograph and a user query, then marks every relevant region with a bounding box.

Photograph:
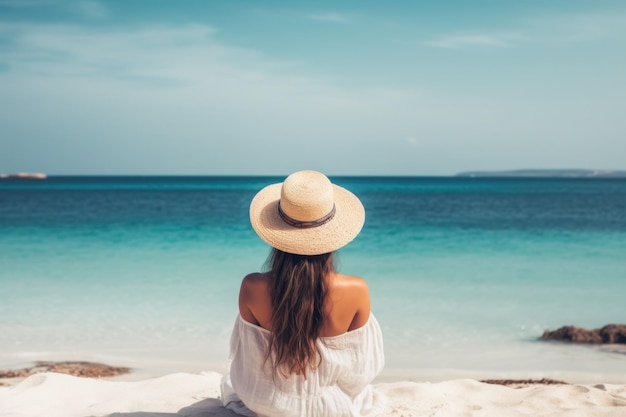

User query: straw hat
[249,170,365,255]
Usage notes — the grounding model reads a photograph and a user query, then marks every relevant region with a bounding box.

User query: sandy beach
[1,362,625,417]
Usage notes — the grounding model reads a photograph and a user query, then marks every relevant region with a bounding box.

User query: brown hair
[264,248,335,377]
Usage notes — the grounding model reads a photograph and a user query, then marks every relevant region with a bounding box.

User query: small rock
[0,361,130,380]
[481,378,567,388]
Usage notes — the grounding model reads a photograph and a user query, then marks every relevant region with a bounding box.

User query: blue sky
[1,0,625,175]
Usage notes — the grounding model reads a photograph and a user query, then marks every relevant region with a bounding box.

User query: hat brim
[249,182,365,256]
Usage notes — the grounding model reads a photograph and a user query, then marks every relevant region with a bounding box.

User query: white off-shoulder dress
[221,314,386,417]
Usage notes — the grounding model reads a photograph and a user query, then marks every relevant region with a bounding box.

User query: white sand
[1,372,625,417]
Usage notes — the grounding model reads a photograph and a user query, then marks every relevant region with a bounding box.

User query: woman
[221,170,386,417]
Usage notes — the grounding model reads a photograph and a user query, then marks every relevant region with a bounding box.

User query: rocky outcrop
[456,169,626,178]
[541,324,626,344]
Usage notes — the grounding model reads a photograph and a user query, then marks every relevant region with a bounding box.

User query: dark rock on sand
[481,378,567,388]
[541,324,626,344]
[0,361,130,380]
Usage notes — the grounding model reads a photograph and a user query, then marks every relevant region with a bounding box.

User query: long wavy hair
[264,248,335,377]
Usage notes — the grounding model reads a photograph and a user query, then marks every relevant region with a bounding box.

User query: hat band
[278,202,336,229]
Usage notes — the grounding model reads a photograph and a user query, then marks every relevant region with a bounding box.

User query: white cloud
[422,34,511,49]
[75,0,108,19]
[522,10,626,44]
[249,8,350,24]
[308,12,349,23]
[423,10,626,51]
[0,22,220,80]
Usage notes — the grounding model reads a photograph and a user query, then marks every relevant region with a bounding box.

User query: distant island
[0,172,47,180]
[456,169,626,178]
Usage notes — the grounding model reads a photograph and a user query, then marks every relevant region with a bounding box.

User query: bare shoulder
[239,272,269,301]
[333,273,370,294]
[241,271,268,287]
[331,273,371,331]
[239,272,271,327]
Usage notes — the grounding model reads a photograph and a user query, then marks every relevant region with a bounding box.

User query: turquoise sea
[1,176,625,382]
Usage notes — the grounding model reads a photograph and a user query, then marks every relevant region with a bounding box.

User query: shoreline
[4,341,626,387]
[2,358,626,388]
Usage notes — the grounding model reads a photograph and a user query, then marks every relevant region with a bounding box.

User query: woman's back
[222,307,385,417]
[239,271,371,337]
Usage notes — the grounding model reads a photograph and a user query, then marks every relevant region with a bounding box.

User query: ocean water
[1,176,625,382]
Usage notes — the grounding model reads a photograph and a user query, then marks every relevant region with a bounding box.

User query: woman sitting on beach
[221,170,386,417]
